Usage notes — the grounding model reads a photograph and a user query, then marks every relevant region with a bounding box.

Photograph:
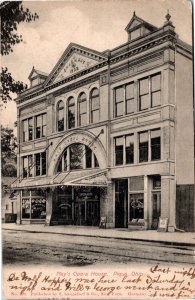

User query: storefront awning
[11,169,108,189]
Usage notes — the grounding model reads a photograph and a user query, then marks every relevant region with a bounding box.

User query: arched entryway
[48,131,107,226]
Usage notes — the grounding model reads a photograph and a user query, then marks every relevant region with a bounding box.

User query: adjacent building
[12,12,194,231]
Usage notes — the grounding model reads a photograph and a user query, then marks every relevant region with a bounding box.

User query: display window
[129,193,144,224]
[21,189,46,220]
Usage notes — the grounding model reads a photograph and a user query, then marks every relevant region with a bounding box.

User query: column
[45,188,53,226]
[16,192,21,225]
[144,175,149,229]
[134,80,139,113]
[161,175,176,231]
[100,181,115,228]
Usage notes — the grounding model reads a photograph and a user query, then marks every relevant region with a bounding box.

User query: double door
[74,201,100,226]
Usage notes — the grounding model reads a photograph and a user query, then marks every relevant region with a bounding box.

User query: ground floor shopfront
[16,172,176,231]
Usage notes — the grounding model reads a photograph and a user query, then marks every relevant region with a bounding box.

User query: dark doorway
[115,179,128,228]
[151,192,161,230]
[74,187,100,226]
[74,202,85,225]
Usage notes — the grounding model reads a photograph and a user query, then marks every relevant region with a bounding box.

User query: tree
[1,1,39,56]
[1,1,39,106]
[1,126,17,164]
[1,67,27,105]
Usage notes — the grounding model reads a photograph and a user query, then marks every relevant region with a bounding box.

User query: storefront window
[31,197,46,219]
[21,189,46,220]
[22,198,30,218]
[129,193,144,222]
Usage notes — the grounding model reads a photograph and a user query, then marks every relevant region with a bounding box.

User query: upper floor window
[115,134,134,165]
[35,113,46,139]
[90,88,100,123]
[78,92,87,126]
[67,97,75,129]
[139,129,161,163]
[114,82,134,117]
[23,155,33,178]
[139,73,161,111]
[22,118,33,142]
[125,83,134,114]
[115,87,123,117]
[56,143,99,172]
[35,152,46,176]
[57,100,64,132]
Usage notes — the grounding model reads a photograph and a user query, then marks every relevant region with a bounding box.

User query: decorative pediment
[44,43,107,86]
[125,12,157,33]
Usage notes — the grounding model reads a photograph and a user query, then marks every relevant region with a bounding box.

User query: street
[3,229,195,267]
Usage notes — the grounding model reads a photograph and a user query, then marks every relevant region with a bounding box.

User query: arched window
[78,92,87,126]
[90,88,99,123]
[67,97,75,129]
[57,100,64,131]
[56,143,99,172]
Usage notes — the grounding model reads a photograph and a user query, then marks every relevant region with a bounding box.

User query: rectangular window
[125,83,134,114]
[125,134,134,164]
[115,87,123,117]
[139,129,161,163]
[151,129,161,160]
[35,113,46,139]
[79,101,87,126]
[35,152,46,176]
[22,118,33,142]
[151,74,161,107]
[23,155,33,178]
[28,118,33,141]
[139,77,150,110]
[139,131,148,162]
[23,120,28,142]
[139,73,161,110]
[115,136,124,165]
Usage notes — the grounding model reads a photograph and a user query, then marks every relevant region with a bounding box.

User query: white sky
[1,0,192,134]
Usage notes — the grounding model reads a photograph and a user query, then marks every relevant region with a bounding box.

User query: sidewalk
[2,223,195,246]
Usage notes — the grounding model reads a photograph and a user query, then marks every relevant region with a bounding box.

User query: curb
[3,227,195,248]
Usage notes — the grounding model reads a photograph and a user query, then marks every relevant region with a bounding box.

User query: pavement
[2,223,195,246]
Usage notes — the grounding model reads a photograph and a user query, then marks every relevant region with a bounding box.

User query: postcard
[1,0,194,299]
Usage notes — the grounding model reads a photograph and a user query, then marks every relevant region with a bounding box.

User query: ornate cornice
[17,30,180,106]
